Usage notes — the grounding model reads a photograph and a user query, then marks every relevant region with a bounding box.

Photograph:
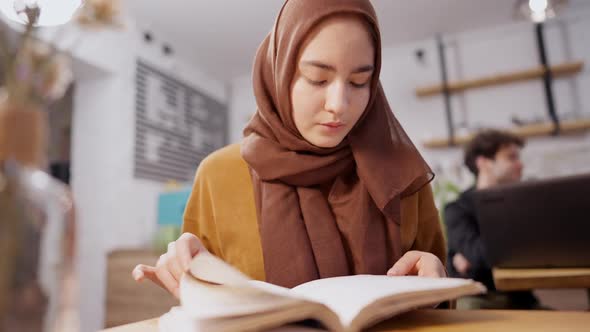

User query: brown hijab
[241,0,433,288]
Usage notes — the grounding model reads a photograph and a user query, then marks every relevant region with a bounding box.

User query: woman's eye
[350,81,369,88]
[306,78,327,86]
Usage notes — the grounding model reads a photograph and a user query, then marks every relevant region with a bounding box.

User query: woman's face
[291,15,375,148]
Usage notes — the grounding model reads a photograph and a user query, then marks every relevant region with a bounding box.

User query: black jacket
[444,187,496,290]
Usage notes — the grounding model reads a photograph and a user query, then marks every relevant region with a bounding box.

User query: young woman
[134,0,446,298]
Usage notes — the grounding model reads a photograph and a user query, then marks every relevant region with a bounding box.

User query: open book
[159,253,486,332]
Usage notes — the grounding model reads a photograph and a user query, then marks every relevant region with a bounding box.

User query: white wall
[65,24,227,331]
[381,8,590,186]
[229,9,590,189]
[228,75,256,143]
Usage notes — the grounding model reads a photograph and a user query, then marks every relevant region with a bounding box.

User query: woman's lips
[321,122,344,128]
[319,122,346,133]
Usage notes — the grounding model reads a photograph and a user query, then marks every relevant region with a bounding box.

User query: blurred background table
[105,249,178,328]
[493,267,590,310]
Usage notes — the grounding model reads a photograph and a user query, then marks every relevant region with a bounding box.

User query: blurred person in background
[445,129,542,309]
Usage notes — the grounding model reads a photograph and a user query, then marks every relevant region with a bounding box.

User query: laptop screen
[473,173,590,268]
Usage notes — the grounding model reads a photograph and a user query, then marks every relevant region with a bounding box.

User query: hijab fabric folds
[241,0,433,288]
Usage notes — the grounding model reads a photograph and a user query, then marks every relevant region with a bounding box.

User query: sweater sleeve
[181,157,224,258]
[410,185,447,267]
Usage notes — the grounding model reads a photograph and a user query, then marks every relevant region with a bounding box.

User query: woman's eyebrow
[351,65,374,74]
[301,61,336,71]
[301,61,374,74]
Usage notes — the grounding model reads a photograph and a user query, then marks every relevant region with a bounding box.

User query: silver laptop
[474,173,590,268]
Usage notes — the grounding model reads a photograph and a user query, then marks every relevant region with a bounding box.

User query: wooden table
[102,309,590,332]
[493,267,590,309]
[493,268,590,291]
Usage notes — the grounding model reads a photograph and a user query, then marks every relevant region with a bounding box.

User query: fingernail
[132,269,143,281]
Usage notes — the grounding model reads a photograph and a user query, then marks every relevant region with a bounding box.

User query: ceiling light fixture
[515,0,569,23]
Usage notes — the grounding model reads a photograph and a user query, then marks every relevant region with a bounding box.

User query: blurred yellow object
[164,180,182,191]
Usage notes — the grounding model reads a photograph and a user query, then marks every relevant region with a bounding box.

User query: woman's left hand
[387,251,446,278]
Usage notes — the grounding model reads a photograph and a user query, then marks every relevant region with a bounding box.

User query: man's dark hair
[464,129,525,176]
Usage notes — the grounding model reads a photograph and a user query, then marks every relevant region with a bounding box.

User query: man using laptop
[444,130,541,309]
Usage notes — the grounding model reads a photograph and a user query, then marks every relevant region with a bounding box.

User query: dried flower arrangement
[0,0,123,109]
[0,1,124,330]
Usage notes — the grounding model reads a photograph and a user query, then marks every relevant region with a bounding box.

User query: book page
[248,280,292,296]
[160,305,334,332]
[181,253,303,320]
[187,252,296,297]
[291,275,482,327]
[188,252,251,286]
[179,274,302,320]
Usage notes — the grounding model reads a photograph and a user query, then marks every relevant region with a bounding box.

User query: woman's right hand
[132,232,206,298]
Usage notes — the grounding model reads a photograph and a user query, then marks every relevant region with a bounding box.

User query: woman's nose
[324,81,349,116]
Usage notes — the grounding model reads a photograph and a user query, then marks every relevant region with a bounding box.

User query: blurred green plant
[153,225,182,255]
[432,178,461,241]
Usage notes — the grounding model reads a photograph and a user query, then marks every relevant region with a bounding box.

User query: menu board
[134,60,228,182]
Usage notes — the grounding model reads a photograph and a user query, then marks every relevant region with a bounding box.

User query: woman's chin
[306,135,345,149]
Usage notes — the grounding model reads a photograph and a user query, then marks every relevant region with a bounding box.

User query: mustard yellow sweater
[182,143,446,281]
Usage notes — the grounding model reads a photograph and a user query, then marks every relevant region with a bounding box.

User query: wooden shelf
[423,119,590,149]
[416,61,584,97]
